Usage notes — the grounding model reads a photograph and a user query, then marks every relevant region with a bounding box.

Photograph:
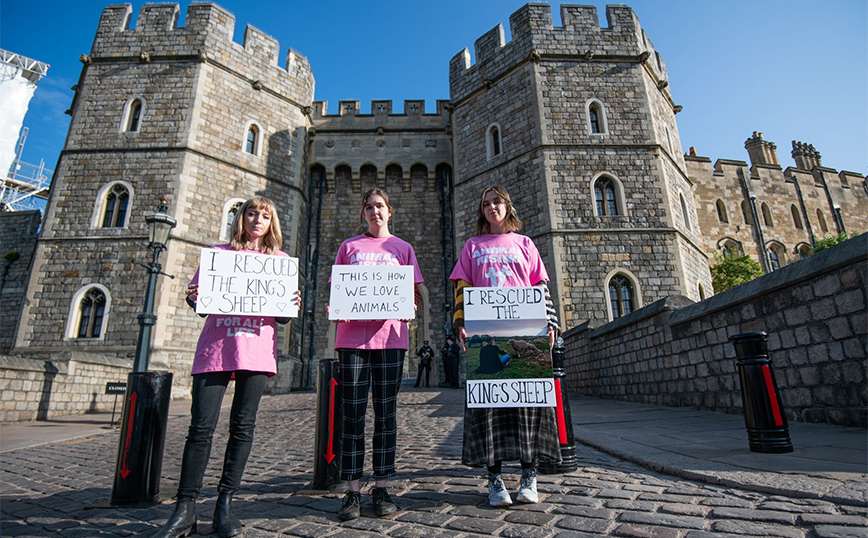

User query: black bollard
[110,371,173,506]
[540,337,579,474]
[312,359,344,491]
[731,332,793,453]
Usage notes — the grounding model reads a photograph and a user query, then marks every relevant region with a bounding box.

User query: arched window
[594,176,620,216]
[244,122,263,156]
[791,205,803,229]
[698,284,706,300]
[816,209,828,233]
[741,200,753,225]
[664,125,674,154]
[360,164,377,187]
[761,202,774,227]
[720,239,740,259]
[124,98,143,132]
[716,200,728,223]
[78,288,106,338]
[410,163,427,192]
[221,199,245,241]
[586,99,608,135]
[768,248,780,271]
[797,244,812,259]
[66,285,111,340]
[486,123,502,159]
[102,183,130,228]
[679,193,691,230]
[608,274,635,319]
[385,163,402,191]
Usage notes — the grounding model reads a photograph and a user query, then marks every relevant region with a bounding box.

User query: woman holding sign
[450,185,561,507]
[154,196,298,538]
[330,188,423,521]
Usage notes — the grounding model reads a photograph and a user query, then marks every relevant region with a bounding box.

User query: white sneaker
[516,468,539,503]
[487,473,513,507]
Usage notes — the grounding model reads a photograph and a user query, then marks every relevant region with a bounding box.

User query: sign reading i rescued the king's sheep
[196,248,299,317]
[464,286,555,408]
[328,265,415,320]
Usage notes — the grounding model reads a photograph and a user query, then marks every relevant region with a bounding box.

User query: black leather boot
[153,499,196,538]
[213,490,243,537]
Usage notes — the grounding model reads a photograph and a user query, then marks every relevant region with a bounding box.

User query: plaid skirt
[462,405,562,467]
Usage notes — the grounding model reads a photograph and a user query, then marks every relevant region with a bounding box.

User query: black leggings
[487,458,538,475]
[176,370,268,500]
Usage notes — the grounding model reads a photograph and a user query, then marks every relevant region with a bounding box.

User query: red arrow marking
[119,391,137,479]
[324,377,338,463]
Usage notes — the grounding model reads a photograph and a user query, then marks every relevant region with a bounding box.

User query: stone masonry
[564,238,867,427]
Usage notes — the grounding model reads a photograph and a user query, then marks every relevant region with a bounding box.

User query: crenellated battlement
[449,3,668,103]
[311,99,451,119]
[90,3,313,106]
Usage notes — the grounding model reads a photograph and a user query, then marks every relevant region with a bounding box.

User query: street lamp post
[132,199,177,372]
[111,199,178,506]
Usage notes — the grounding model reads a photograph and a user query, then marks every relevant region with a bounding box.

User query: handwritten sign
[196,248,299,317]
[464,286,554,408]
[329,265,414,320]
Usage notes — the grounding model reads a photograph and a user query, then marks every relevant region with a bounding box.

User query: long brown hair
[229,196,283,253]
[356,187,394,233]
[476,185,522,235]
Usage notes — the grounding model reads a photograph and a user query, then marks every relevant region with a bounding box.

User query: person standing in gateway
[414,340,434,387]
[329,188,424,521]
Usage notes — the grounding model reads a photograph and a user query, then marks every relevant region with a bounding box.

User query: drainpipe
[737,168,771,273]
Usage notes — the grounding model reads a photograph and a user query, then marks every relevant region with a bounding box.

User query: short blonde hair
[229,196,283,253]
[476,185,522,236]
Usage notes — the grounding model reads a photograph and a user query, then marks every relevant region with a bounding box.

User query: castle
[2,2,865,403]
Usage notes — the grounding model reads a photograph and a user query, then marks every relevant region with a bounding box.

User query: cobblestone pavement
[2,389,867,537]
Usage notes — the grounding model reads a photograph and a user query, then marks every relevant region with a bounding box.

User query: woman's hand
[185,283,199,303]
[294,289,302,308]
[459,326,467,352]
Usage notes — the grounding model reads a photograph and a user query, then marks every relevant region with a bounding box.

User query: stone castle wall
[564,237,867,427]
[0,211,40,353]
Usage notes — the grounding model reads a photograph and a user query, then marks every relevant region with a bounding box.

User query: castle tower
[449,4,711,327]
[14,4,314,392]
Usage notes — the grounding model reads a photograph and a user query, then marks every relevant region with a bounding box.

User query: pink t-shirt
[333,234,424,350]
[450,232,548,287]
[189,244,287,376]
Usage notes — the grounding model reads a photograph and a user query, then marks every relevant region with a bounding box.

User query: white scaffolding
[1,49,51,212]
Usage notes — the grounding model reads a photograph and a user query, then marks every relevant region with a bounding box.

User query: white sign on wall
[196,248,299,317]
[328,265,415,321]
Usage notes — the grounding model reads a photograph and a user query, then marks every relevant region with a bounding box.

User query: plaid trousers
[338,348,405,481]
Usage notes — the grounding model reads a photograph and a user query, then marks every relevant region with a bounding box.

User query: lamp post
[132,198,177,372]
[111,198,177,506]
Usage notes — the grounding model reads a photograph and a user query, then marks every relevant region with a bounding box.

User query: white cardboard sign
[464,286,554,408]
[196,248,299,317]
[328,265,415,320]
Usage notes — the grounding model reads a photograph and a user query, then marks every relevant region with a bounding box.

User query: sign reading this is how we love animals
[196,248,299,317]
[328,265,415,320]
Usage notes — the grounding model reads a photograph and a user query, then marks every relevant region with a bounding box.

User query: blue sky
[2,0,866,173]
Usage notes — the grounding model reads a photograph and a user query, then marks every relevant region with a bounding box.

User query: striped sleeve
[452,279,470,334]
[541,282,561,334]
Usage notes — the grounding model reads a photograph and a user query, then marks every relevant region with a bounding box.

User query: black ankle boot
[153,499,196,538]
[213,490,243,537]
